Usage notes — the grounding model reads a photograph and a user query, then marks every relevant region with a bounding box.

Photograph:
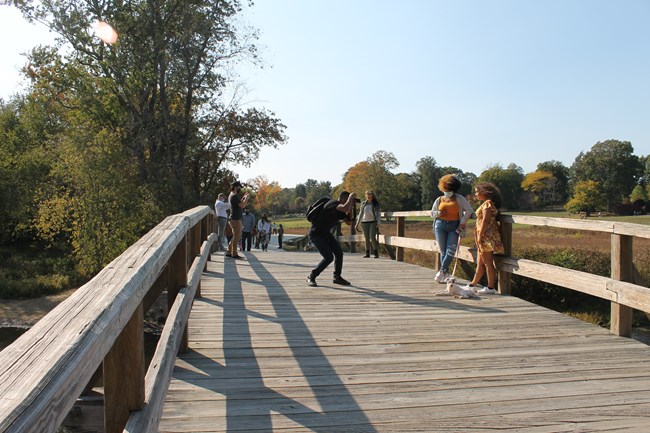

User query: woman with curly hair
[465,182,504,294]
[430,174,474,283]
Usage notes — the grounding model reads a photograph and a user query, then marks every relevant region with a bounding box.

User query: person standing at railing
[431,174,474,284]
[227,181,250,259]
[241,207,256,251]
[257,213,272,251]
[214,192,230,251]
[463,182,504,294]
[355,190,382,258]
[277,224,284,249]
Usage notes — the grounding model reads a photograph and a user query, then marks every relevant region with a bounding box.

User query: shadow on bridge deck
[159,248,650,432]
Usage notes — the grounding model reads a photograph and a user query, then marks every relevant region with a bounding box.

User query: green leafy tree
[6,0,287,274]
[438,166,477,198]
[629,184,647,204]
[565,180,606,215]
[521,170,557,208]
[415,156,441,210]
[477,163,524,210]
[536,160,570,204]
[570,140,642,211]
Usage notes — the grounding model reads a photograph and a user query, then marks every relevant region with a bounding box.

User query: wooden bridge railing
[338,211,650,337]
[0,205,216,433]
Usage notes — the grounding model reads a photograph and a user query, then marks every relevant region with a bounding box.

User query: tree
[12,0,287,214]
[521,170,557,208]
[477,163,524,210]
[565,180,606,215]
[438,166,477,198]
[570,140,642,211]
[415,156,441,210]
[342,150,402,211]
[536,160,570,204]
[630,184,647,204]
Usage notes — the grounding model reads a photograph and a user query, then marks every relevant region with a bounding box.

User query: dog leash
[448,231,463,279]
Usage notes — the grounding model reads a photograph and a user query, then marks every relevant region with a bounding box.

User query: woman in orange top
[430,174,474,283]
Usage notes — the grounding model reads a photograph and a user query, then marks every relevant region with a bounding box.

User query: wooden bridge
[1,206,650,432]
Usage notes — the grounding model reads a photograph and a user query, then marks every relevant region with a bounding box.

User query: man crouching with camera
[307,191,357,287]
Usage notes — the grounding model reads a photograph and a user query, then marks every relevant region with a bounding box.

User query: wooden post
[498,221,513,295]
[611,234,633,337]
[103,303,145,433]
[396,216,405,262]
[169,235,189,352]
[192,225,202,298]
[203,214,211,264]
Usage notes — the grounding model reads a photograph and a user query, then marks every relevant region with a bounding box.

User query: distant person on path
[241,207,256,251]
[257,213,272,251]
[272,222,278,235]
[355,190,382,258]
[464,182,504,294]
[214,192,230,251]
[277,224,284,249]
[430,174,474,283]
[307,191,357,287]
[227,181,250,259]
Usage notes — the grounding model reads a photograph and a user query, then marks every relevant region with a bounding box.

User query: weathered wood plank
[159,249,650,432]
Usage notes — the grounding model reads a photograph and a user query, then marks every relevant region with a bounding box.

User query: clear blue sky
[2,1,649,188]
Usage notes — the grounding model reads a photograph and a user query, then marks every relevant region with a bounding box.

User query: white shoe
[463,284,482,292]
[477,287,497,295]
[434,270,446,283]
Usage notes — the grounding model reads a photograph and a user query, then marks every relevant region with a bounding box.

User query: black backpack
[306,196,332,224]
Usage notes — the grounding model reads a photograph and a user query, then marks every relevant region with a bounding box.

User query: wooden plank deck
[159,247,650,432]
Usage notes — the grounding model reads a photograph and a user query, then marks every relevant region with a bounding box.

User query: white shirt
[215,198,230,218]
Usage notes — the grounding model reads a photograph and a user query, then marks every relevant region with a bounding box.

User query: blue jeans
[434,219,460,273]
[309,232,343,278]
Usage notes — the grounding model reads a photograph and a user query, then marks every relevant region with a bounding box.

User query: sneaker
[333,276,351,286]
[306,275,317,287]
[462,283,482,291]
[434,270,447,283]
[477,287,497,295]
[225,253,232,257]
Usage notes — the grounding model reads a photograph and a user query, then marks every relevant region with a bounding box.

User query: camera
[353,197,361,203]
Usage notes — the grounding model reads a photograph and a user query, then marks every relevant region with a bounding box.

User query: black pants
[309,232,343,278]
[242,231,253,251]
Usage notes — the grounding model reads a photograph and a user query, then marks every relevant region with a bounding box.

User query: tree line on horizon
[243,142,649,219]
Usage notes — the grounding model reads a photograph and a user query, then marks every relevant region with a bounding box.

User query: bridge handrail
[0,205,215,433]
[343,210,650,335]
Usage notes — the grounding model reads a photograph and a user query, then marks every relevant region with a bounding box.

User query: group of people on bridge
[215,176,504,294]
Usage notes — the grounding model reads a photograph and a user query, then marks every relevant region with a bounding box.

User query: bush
[0,242,82,299]
[510,247,650,326]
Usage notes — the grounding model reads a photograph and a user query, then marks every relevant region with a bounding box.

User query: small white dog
[435,277,478,299]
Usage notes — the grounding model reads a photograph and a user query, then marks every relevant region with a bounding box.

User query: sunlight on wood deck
[159,248,650,432]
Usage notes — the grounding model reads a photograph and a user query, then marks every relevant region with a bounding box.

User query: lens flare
[94,20,118,44]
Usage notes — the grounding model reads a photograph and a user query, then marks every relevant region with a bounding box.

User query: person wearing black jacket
[306,191,357,287]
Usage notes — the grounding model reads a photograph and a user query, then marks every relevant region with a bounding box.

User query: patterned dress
[475,200,504,254]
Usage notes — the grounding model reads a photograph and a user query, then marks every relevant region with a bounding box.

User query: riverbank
[0,288,76,328]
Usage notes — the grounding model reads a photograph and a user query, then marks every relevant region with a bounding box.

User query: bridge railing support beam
[169,234,189,353]
[103,303,145,433]
[498,221,513,295]
[395,216,405,262]
[611,233,634,337]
